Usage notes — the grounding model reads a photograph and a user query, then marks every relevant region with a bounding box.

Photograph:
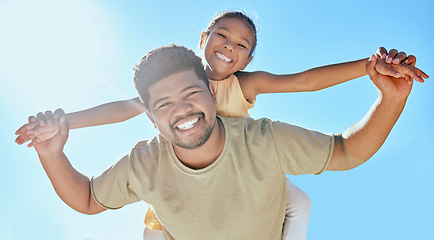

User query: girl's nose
[223,41,234,52]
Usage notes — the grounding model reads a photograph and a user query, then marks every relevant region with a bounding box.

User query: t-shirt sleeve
[90,154,140,209]
[269,120,334,175]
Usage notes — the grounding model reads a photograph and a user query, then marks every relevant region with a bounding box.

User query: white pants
[143,179,311,240]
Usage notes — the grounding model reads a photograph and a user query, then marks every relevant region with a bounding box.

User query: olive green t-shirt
[91,116,334,240]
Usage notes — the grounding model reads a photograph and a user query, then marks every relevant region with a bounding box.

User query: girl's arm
[238,48,415,102]
[66,97,145,129]
[15,97,145,146]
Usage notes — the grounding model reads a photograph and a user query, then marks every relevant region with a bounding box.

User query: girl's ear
[199,32,207,50]
[145,111,158,129]
[241,55,254,70]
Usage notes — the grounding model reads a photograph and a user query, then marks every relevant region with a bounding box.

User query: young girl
[16,10,426,240]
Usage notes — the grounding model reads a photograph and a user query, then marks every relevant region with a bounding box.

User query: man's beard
[171,112,215,150]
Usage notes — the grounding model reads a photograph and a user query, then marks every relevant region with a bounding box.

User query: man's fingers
[376,47,388,58]
[375,58,401,78]
[404,55,417,66]
[28,137,42,148]
[28,115,37,123]
[53,108,65,120]
[44,110,54,126]
[36,112,46,126]
[59,115,70,140]
[366,55,379,81]
[386,49,398,63]
[392,52,407,64]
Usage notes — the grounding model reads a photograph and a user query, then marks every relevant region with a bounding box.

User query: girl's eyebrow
[216,27,251,47]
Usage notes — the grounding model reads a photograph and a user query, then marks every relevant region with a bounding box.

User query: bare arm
[326,56,428,171]
[67,97,145,129]
[15,97,145,146]
[239,48,416,102]
[33,109,106,214]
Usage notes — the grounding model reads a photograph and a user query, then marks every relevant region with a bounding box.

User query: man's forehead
[148,70,208,103]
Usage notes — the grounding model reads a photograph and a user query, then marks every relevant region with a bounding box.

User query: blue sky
[1,0,433,239]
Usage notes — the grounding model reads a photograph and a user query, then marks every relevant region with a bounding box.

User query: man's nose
[173,101,193,117]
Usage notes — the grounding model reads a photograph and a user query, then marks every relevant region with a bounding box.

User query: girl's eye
[237,43,247,49]
[217,33,227,39]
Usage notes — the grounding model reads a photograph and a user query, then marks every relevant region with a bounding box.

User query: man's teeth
[176,118,199,130]
[216,52,231,62]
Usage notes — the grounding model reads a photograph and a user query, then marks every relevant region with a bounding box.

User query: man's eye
[187,91,199,97]
[157,102,170,109]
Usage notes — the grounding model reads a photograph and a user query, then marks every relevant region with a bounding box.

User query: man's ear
[199,32,207,50]
[145,111,158,129]
[209,83,216,102]
[241,55,253,70]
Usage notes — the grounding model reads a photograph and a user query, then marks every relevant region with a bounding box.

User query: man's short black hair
[133,44,209,109]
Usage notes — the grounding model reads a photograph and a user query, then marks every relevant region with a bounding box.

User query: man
[24,45,424,239]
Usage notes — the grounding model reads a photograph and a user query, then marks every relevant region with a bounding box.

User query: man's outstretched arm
[327,56,428,171]
[32,109,106,214]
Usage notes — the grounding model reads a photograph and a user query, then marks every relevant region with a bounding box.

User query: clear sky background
[1,0,433,239]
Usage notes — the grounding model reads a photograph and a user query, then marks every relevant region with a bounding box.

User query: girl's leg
[282,179,311,240]
[143,227,165,240]
[143,206,165,240]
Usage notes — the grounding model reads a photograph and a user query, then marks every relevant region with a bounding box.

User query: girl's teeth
[216,52,231,62]
[177,118,199,130]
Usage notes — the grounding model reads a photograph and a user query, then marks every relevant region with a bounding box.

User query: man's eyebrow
[181,85,202,92]
[216,27,251,47]
[152,96,169,109]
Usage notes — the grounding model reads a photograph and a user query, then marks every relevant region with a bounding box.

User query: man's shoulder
[129,135,167,160]
[133,135,161,149]
[220,115,282,130]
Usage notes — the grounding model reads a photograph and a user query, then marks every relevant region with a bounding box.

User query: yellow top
[209,74,255,118]
[145,206,163,231]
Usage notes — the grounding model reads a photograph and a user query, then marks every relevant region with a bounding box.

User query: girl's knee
[285,181,312,214]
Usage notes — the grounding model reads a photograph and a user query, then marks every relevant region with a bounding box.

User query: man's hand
[366,55,428,100]
[15,112,64,147]
[376,47,417,66]
[25,109,70,156]
[374,47,428,82]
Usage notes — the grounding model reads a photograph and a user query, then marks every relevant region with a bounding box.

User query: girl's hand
[15,116,39,146]
[375,58,429,83]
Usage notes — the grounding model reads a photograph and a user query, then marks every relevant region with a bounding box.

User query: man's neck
[173,117,225,170]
